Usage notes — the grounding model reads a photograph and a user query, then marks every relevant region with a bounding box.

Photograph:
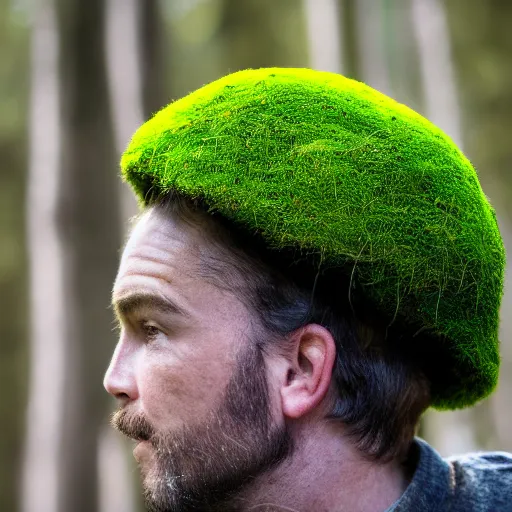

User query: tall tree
[139,0,168,117]
[56,0,120,509]
[23,0,121,510]
[352,0,392,97]
[303,0,343,73]
[22,2,63,511]
[101,1,168,510]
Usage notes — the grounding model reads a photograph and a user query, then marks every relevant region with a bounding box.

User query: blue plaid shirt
[386,438,512,511]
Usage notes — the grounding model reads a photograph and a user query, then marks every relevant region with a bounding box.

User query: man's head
[105,67,505,510]
[105,195,430,511]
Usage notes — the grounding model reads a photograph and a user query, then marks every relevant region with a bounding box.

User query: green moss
[121,68,505,410]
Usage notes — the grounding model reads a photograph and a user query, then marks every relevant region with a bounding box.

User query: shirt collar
[386,437,452,512]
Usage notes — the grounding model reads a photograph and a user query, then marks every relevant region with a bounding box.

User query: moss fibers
[121,68,505,410]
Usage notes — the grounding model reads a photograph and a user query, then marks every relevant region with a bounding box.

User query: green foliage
[0,2,29,511]
[121,67,505,410]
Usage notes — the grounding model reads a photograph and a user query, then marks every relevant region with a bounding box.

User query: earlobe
[281,324,336,419]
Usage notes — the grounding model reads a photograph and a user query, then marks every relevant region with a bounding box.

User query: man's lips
[133,439,152,462]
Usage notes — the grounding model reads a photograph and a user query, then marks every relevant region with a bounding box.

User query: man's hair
[152,193,431,463]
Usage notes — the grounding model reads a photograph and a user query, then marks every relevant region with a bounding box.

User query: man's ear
[280,324,336,419]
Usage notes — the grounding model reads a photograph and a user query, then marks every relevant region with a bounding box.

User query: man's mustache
[111,408,155,442]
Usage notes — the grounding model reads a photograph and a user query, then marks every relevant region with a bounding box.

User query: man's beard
[112,342,294,512]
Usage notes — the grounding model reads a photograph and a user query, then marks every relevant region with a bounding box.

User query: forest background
[0,0,511,511]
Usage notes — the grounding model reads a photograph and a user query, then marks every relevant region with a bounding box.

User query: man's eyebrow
[113,292,189,319]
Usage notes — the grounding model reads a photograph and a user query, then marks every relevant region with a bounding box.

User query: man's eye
[141,322,162,341]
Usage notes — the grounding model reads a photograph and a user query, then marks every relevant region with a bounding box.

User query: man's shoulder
[445,449,512,510]
[388,439,512,512]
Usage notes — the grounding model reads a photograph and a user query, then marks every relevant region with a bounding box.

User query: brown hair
[152,193,431,463]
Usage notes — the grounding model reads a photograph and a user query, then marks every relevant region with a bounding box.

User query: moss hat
[121,68,505,410]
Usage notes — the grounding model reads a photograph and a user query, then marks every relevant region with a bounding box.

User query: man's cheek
[139,361,217,428]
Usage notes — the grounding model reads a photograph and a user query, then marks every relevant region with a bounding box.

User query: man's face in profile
[104,209,292,512]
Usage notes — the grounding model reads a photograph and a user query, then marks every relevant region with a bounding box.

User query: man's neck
[230,423,411,512]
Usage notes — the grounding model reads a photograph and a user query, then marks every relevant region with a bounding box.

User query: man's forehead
[116,211,185,283]
[115,206,222,290]
[112,210,201,312]
[122,209,188,259]
[127,208,174,243]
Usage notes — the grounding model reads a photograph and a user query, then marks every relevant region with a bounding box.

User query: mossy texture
[121,68,505,410]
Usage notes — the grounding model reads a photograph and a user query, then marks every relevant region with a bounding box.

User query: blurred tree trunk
[139,0,167,117]
[352,0,392,97]
[444,0,512,452]
[106,0,168,220]
[101,1,168,511]
[105,0,144,226]
[23,0,121,510]
[22,2,63,511]
[343,0,422,106]
[55,0,120,510]
[411,0,463,146]
[303,0,343,73]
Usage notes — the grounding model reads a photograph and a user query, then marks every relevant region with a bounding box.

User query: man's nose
[103,339,139,402]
